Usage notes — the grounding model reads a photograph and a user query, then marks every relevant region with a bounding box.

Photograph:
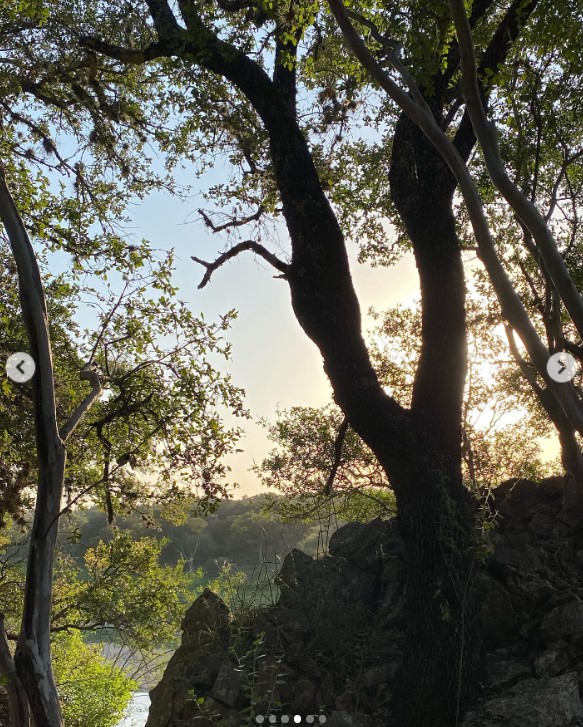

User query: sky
[124,162,562,498]
[127,167,421,496]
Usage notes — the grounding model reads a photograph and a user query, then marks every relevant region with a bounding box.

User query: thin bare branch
[323,415,349,495]
[88,281,130,363]
[198,206,265,233]
[192,240,289,288]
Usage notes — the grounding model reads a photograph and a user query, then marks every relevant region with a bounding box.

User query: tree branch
[79,36,168,64]
[452,0,540,159]
[323,415,349,495]
[144,0,183,40]
[326,0,583,436]
[0,167,66,724]
[59,364,103,444]
[198,206,265,233]
[192,241,289,288]
[448,0,583,342]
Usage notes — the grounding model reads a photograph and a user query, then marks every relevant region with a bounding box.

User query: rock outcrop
[146,478,583,727]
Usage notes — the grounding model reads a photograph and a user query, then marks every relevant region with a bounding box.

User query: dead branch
[323,415,349,495]
[199,205,265,233]
[192,240,289,288]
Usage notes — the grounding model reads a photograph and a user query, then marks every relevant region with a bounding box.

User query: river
[116,692,150,727]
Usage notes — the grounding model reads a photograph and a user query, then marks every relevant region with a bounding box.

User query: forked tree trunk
[382,115,483,725]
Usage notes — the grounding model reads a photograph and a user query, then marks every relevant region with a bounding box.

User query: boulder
[145,589,231,727]
[542,602,583,645]
[145,477,583,727]
[463,673,582,727]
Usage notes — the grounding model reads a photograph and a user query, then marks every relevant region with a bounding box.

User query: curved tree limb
[192,240,289,288]
[326,0,583,436]
[59,364,102,443]
[448,0,583,341]
[0,168,65,726]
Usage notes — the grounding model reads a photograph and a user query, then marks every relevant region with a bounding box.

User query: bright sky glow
[126,165,421,495]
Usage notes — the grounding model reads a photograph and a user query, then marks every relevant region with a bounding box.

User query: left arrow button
[5,352,36,383]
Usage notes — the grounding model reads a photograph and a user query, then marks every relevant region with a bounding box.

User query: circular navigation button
[547,351,577,383]
[6,352,36,383]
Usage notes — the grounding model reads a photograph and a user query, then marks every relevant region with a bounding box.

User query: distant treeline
[57,496,335,578]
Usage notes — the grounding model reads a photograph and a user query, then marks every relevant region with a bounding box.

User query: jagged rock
[325,711,372,727]
[485,651,532,690]
[146,477,583,727]
[211,662,245,708]
[479,574,519,649]
[463,672,582,726]
[328,518,400,572]
[145,589,231,727]
[535,642,570,678]
[542,602,583,645]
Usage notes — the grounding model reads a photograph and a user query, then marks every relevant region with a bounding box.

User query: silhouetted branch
[79,36,167,64]
[192,241,289,288]
[324,415,349,495]
[199,206,265,233]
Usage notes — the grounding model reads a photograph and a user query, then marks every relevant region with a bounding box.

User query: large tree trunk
[387,451,482,726]
[81,13,483,724]
[382,114,483,725]
[262,107,483,724]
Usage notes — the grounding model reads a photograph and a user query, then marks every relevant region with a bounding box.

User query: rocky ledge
[145,478,583,727]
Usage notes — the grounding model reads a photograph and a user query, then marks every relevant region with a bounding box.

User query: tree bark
[0,169,65,727]
[390,452,482,727]
[0,615,31,727]
[386,114,482,725]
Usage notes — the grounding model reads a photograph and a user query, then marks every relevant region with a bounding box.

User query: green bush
[52,631,136,727]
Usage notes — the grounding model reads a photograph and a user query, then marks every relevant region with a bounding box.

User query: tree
[7,0,583,724]
[327,0,583,490]
[0,172,247,724]
[50,631,135,727]
[76,2,487,723]
[0,5,250,724]
[256,298,555,520]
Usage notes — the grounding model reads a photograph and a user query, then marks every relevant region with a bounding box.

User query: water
[116,692,150,727]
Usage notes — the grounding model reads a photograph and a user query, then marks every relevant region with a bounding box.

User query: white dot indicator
[281,717,290,724]
[294,717,301,724]
[269,717,276,724]
[547,351,577,383]
[256,717,264,724]
[5,352,35,383]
